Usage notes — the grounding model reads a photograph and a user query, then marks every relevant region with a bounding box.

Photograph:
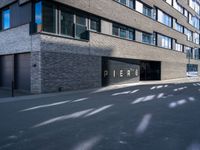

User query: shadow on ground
[0,82,200,150]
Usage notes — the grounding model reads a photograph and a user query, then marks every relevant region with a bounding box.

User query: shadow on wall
[39,40,143,93]
[39,41,116,93]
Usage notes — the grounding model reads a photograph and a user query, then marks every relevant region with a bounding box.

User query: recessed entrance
[140,61,161,81]
[102,57,140,86]
[0,53,31,91]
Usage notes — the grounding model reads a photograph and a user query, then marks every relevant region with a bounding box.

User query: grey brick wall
[40,52,102,93]
[0,24,31,55]
[31,51,42,94]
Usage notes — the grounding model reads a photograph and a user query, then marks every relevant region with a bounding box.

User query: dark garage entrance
[0,53,31,91]
[102,57,140,86]
[0,55,14,88]
[15,53,31,91]
[140,61,161,81]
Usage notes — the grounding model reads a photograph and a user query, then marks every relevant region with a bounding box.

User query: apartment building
[0,0,199,93]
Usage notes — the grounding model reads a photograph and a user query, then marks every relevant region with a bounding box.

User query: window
[175,43,183,52]
[174,21,183,33]
[142,32,155,45]
[187,64,198,73]
[189,0,200,15]
[3,9,10,30]
[194,48,200,60]
[136,1,153,18]
[120,27,127,38]
[43,1,56,33]
[128,29,134,40]
[60,8,74,37]
[113,24,119,36]
[158,34,172,49]
[193,33,199,44]
[90,17,100,32]
[117,0,135,9]
[112,23,135,40]
[173,0,183,14]
[189,14,200,29]
[128,0,134,9]
[143,5,152,17]
[184,28,193,41]
[136,1,143,13]
[120,0,126,5]
[184,9,188,17]
[75,15,87,39]
[184,46,193,59]
[157,9,172,27]
[35,1,42,25]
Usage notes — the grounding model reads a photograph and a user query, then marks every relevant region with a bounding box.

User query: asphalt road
[0,82,200,150]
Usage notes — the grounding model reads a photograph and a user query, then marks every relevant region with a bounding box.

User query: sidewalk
[0,88,30,98]
[0,77,199,102]
[93,77,200,93]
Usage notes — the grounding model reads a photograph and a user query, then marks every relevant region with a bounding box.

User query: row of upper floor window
[112,23,199,60]
[164,0,200,31]
[34,1,100,39]
[0,0,199,60]
[116,0,200,45]
[188,0,200,15]
[33,1,200,60]
[0,0,199,45]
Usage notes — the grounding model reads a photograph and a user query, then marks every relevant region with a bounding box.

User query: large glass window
[158,34,172,49]
[75,15,87,39]
[3,9,10,30]
[60,8,74,37]
[43,2,56,33]
[157,9,172,27]
[35,1,42,25]
[33,1,100,40]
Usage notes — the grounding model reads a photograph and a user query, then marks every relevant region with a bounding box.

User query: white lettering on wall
[120,70,123,77]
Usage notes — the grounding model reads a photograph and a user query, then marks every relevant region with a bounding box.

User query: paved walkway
[0,77,199,100]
